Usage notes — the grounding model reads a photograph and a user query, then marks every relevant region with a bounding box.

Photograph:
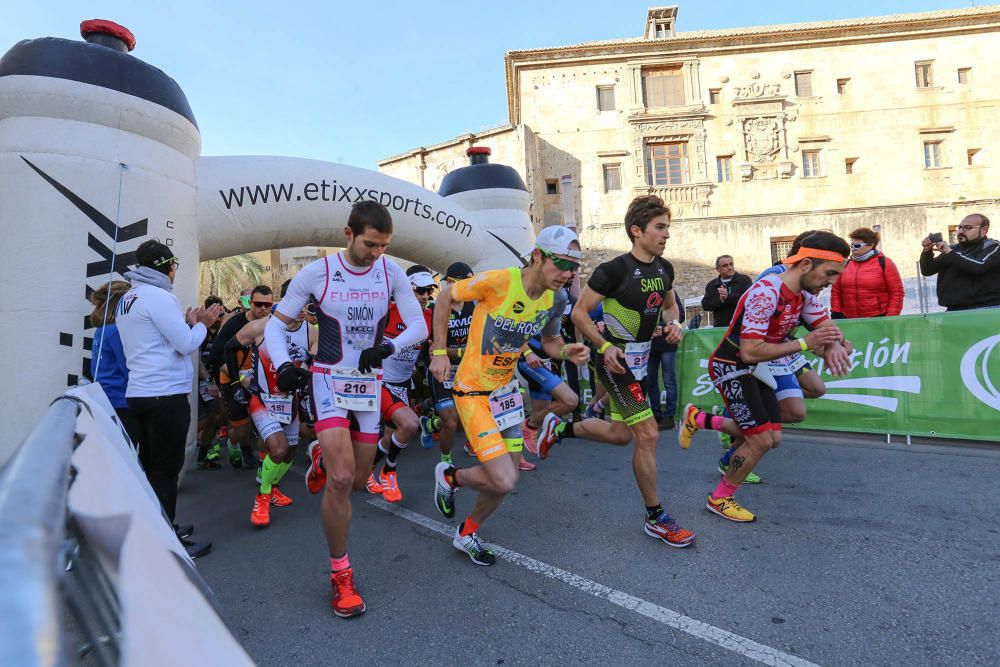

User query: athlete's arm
[539,335,590,366]
[571,287,625,373]
[429,283,454,382]
[809,319,852,375]
[660,289,683,345]
[265,263,317,369]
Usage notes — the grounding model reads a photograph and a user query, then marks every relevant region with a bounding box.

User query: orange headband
[781,249,847,265]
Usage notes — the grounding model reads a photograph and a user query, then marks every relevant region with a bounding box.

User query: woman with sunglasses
[830,227,904,319]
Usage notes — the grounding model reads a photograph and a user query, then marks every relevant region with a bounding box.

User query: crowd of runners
[122,194,853,619]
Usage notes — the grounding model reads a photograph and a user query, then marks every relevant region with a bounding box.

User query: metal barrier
[0,398,79,666]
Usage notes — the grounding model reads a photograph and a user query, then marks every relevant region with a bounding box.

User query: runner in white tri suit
[264,201,427,619]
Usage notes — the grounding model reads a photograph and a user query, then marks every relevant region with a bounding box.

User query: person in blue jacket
[90,280,137,443]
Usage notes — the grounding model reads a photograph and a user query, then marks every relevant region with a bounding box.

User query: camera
[928,232,943,244]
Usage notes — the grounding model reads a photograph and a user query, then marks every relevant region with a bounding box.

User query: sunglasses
[415,287,435,295]
[251,301,273,309]
[305,303,317,316]
[849,242,868,249]
[153,255,180,269]
[541,249,580,272]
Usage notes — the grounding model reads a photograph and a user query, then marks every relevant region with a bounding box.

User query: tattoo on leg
[731,456,745,473]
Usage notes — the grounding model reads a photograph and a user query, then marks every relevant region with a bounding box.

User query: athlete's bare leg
[455,453,519,525]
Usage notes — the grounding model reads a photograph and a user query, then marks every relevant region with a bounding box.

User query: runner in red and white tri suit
[264,201,427,618]
[677,232,853,523]
[364,270,435,502]
[226,296,316,529]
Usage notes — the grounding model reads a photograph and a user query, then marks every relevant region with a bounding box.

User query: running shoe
[433,461,457,519]
[537,413,562,460]
[717,461,762,484]
[522,420,539,455]
[228,444,243,468]
[582,403,602,419]
[330,568,366,618]
[452,527,496,566]
[305,440,325,494]
[706,495,756,522]
[418,415,435,449]
[644,512,696,547]
[518,457,536,472]
[365,472,384,495]
[250,493,271,527]
[678,404,699,450]
[379,469,402,503]
[657,415,675,431]
[463,444,478,458]
[206,441,222,461]
[270,485,294,506]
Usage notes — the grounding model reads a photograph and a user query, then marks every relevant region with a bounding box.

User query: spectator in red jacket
[831,227,904,318]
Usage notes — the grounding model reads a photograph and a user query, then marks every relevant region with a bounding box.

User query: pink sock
[330,553,350,572]
[711,478,740,500]
[695,411,725,432]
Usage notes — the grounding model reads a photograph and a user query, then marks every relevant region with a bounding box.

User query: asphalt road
[179,428,1000,666]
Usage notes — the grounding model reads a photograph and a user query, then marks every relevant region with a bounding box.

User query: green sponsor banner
[676,310,1000,442]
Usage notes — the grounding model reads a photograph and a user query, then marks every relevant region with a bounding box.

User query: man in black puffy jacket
[920,214,1000,311]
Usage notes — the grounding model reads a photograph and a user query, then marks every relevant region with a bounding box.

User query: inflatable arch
[0,21,535,452]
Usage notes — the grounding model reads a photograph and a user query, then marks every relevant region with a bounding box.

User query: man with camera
[920,214,1000,311]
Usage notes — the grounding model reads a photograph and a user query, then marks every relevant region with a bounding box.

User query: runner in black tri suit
[538,195,696,548]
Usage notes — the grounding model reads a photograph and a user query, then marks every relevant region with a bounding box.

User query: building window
[545,179,559,195]
[923,141,943,169]
[602,164,622,192]
[967,148,981,166]
[642,67,685,108]
[845,157,858,174]
[597,85,615,111]
[836,78,850,94]
[915,61,934,88]
[716,156,732,183]
[801,150,822,178]
[708,88,721,105]
[645,142,689,186]
[770,236,797,265]
[958,67,971,84]
[794,71,813,97]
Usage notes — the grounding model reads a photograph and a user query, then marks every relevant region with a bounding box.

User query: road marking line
[368,498,819,667]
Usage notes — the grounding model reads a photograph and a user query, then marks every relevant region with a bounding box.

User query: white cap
[408,271,436,288]
[535,226,582,260]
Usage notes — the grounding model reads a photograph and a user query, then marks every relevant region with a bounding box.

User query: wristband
[560,344,569,360]
[432,349,447,357]
[521,347,532,358]
[457,348,464,358]
[798,338,809,352]
[597,341,612,354]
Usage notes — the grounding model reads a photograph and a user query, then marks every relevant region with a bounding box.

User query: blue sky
[2,1,967,168]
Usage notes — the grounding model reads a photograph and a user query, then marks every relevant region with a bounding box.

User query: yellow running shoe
[706,495,756,522]
[678,404,700,450]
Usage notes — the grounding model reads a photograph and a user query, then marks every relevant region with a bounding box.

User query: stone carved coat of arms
[743,117,780,163]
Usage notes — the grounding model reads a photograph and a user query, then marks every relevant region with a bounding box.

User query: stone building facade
[378,6,1000,311]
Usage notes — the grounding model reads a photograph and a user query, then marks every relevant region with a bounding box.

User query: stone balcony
[632,182,713,218]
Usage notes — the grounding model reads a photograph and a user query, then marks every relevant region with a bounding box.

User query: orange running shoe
[379,469,402,503]
[518,457,536,471]
[330,568,366,618]
[270,485,293,507]
[522,420,539,455]
[250,493,271,527]
[365,471,384,495]
[305,440,325,494]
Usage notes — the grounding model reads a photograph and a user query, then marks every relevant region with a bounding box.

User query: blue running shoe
[419,415,435,449]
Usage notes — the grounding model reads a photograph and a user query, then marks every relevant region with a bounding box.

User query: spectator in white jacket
[116,240,222,558]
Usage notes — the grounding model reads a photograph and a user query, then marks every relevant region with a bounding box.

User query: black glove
[276,362,311,392]
[230,382,249,405]
[357,341,394,374]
